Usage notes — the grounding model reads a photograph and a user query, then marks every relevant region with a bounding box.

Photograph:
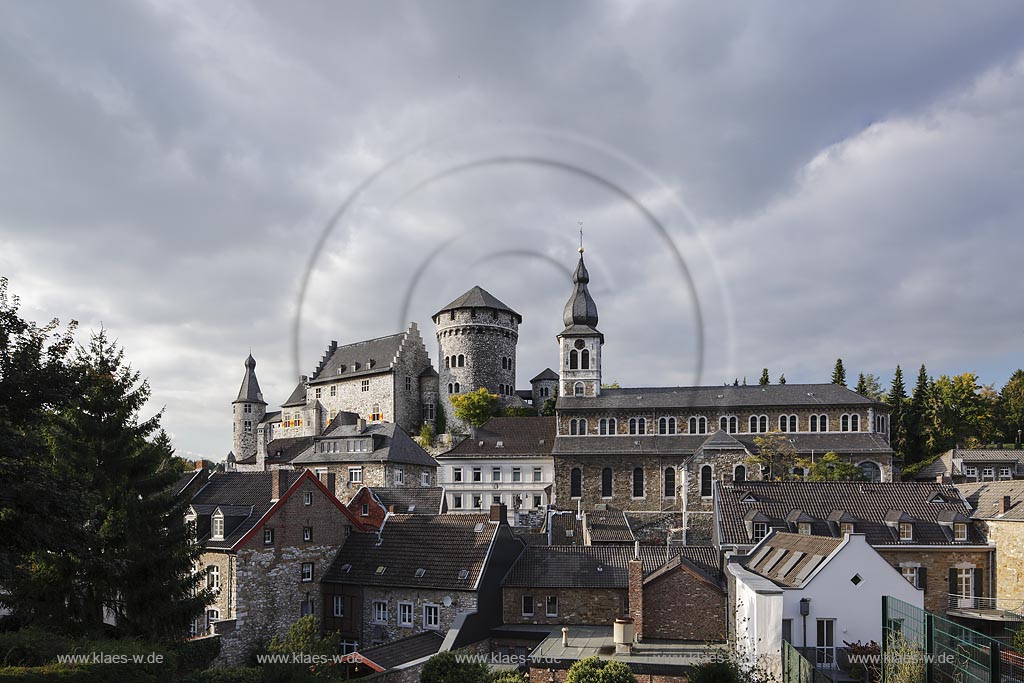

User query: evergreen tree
[759,368,770,386]
[1000,369,1024,445]
[855,373,867,395]
[832,358,847,386]
[733,378,739,386]
[905,364,931,465]
[742,377,747,386]
[778,374,786,385]
[888,365,908,460]
[434,398,447,435]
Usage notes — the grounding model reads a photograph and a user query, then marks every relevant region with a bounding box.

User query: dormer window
[798,522,811,536]
[212,512,225,540]
[840,522,854,536]
[954,523,968,542]
[753,522,768,541]
[899,522,913,541]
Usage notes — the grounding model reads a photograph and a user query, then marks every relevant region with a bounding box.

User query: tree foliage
[450,387,501,428]
[747,430,797,480]
[832,358,847,386]
[565,656,636,683]
[798,451,864,481]
[888,365,908,461]
[1001,369,1024,445]
[420,651,490,683]
[759,369,769,386]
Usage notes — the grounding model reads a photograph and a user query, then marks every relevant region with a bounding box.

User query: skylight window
[474,523,485,533]
[458,569,470,580]
[340,563,352,573]
[415,568,426,578]
[375,566,387,575]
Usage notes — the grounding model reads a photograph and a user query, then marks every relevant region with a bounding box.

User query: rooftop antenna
[578,221,584,254]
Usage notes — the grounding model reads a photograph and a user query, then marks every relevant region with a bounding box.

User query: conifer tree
[888,365,908,460]
[832,359,847,386]
[905,364,931,465]
[778,374,786,385]
[855,373,868,396]
[759,368,770,386]
[1000,370,1024,445]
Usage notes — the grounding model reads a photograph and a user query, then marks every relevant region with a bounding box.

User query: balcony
[946,594,1024,622]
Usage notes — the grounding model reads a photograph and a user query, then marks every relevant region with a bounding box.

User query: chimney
[271,468,288,499]
[614,618,635,655]
[194,459,207,471]
[628,555,644,641]
[357,417,366,432]
[389,505,397,513]
[561,627,568,647]
[325,472,336,496]
[1001,496,1012,514]
[489,502,508,525]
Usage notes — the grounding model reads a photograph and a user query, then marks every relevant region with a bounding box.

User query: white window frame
[394,466,405,485]
[453,495,463,509]
[452,467,463,482]
[303,527,312,542]
[301,562,314,582]
[398,601,414,627]
[264,528,274,545]
[423,603,441,630]
[492,467,502,482]
[512,467,522,482]
[753,522,767,541]
[1000,467,1012,479]
[533,467,543,482]
[211,513,225,540]
[303,492,313,506]
[207,565,220,590]
[901,565,918,585]
[899,522,913,541]
[954,523,968,542]
[545,595,558,617]
[421,470,431,486]
[372,600,388,624]
[333,595,344,618]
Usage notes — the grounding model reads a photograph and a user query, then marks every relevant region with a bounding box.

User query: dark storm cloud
[1,1,1022,458]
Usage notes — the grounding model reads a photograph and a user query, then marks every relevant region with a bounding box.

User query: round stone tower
[232,353,267,461]
[433,285,522,434]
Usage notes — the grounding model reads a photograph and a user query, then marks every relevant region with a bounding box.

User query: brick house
[915,448,1024,483]
[186,468,367,663]
[320,505,524,651]
[291,414,438,503]
[346,486,447,529]
[715,481,993,616]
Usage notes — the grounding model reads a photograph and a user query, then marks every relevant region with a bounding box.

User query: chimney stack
[271,468,288,499]
[489,502,508,526]
[1001,496,1012,514]
[357,417,366,432]
[195,459,207,471]
[628,556,644,641]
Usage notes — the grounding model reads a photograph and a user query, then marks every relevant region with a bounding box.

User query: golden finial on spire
[578,221,584,253]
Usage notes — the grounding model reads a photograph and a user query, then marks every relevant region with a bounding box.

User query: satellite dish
[443,596,453,608]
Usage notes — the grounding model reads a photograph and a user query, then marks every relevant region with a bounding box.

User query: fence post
[990,641,1001,683]
[925,611,934,683]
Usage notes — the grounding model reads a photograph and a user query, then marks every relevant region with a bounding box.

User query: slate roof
[547,512,585,545]
[741,532,844,588]
[557,383,884,411]
[678,545,722,578]
[172,469,205,497]
[441,417,556,458]
[264,436,315,466]
[716,481,984,547]
[960,481,1024,521]
[309,332,406,383]
[914,452,954,480]
[281,380,308,407]
[234,354,266,404]
[434,285,521,322]
[322,514,499,590]
[502,545,663,588]
[585,511,634,543]
[550,432,891,456]
[346,631,444,671]
[561,254,600,332]
[260,410,282,425]
[190,471,299,550]
[531,368,560,383]
[292,422,437,467]
[368,487,445,515]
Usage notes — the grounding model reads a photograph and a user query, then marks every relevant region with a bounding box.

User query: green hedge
[0,663,164,682]
[0,629,181,682]
[180,666,262,683]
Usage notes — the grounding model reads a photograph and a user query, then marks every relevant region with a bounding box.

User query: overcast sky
[3,2,1023,460]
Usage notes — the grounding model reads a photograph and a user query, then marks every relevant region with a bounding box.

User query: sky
[2,2,1023,461]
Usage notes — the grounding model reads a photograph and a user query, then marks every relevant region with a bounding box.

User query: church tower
[558,243,603,398]
[232,353,267,460]
[433,286,521,433]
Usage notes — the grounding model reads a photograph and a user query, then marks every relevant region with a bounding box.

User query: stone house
[290,413,438,503]
[437,416,556,522]
[186,468,367,663]
[346,486,447,529]
[320,505,524,650]
[728,531,923,675]
[715,481,993,616]
[915,448,1024,483]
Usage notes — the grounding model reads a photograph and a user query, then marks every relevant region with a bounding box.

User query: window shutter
[973,568,983,597]
[948,568,957,595]
[916,567,927,590]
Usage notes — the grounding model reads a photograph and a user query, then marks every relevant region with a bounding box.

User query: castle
[228,244,895,534]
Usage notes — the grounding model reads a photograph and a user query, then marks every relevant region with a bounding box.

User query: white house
[728,531,923,674]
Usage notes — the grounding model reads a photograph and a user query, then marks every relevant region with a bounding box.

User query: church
[226,243,894,540]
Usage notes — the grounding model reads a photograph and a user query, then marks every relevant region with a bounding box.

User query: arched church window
[664,467,676,498]
[580,349,590,370]
[570,468,582,498]
[574,382,585,397]
[632,467,644,498]
[601,468,612,497]
[569,349,579,370]
[701,465,713,497]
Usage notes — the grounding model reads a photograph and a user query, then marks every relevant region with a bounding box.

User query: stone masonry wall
[360,586,478,645]
[553,455,685,512]
[879,549,993,614]
[983,520,1024,604]
[390,323,434,435]
[200,551,236,621]
[295,462,436,503]
[502,587,626,626]
[232,401,265,459]
[436,307,519,434]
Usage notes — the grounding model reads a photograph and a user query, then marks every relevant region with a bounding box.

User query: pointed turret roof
[434,285,521,322]
[560,251,601,336]
[234,353,266,404]
[531,368,560,383]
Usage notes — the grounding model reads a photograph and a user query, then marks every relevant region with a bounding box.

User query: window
[1000,467,1012,479]
[957,568,974,598]
[472,467,482,482]
[664,467,676,498]
[601,467,613,498]
[810,415,818,432]
[749,415,768,433]
[315,387,322,399]
[303,527,312,542]
[629,417,647,435]
[370,403,383,421]
[472,494,482,509]
[303,492,313,506]
[659,417,677,434]
[206,609,220,631]
[983,467,995,479]
[349,467,362,483]
[901,566,918,585]
[569,349,578,370]
[423,604,440,629]
[734,464,746,483]
[533,494,542,508]
[859,461,881,482]
[264,528,274,545]
[798,522,811,535]
[244,403,252,413]
[360,503,369,516]
[333,595,345,618]
[244,420,252,432]
[570,468,582,498]
[632,467,644,498]
[453,467,463,482]
[545,596,558,617]
[686,416,707,434]
[700,464,713,498]
[457,354,465,367]
[330,385,337,397]
[454,382,460,393]
[899,522,913,541]
[492,467,502,482]
[453,495,462,509]
[314,467,327,481]
[372,601,388,624]
[816,619,836,666]
[405,376,412,391]
[573,382,585,396]
[512,467,522,482]
[207,565,220,590]
[841,414,850,432]
[394,467,405,485]
[753,522,768,541]
[851,414,860,431]
[301,563,313,582]
[600,418,617,435]
[424,401,434,420]
[533,467,543,482]
[954,523,968,542]
[212,513,224,539]
[522,595,534,616]
[569,418,588,435]
[361,379,369,392]
[580,349,590,370]
[841,522,854,536]
[422,470,431,486]
[779,415,797,432]
[398,602,413,627]
[782,619,793,644]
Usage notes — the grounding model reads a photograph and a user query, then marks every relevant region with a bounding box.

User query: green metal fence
[882,596,1024,683]
[782,640,832,683]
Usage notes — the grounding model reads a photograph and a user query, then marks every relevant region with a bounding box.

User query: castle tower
[433,286,521,433]
[558,246,603,398]
[232,353,267,460]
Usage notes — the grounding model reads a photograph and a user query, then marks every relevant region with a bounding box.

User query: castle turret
[232,353,267,461]
[433,286,521,433]
[558,246,603,398]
